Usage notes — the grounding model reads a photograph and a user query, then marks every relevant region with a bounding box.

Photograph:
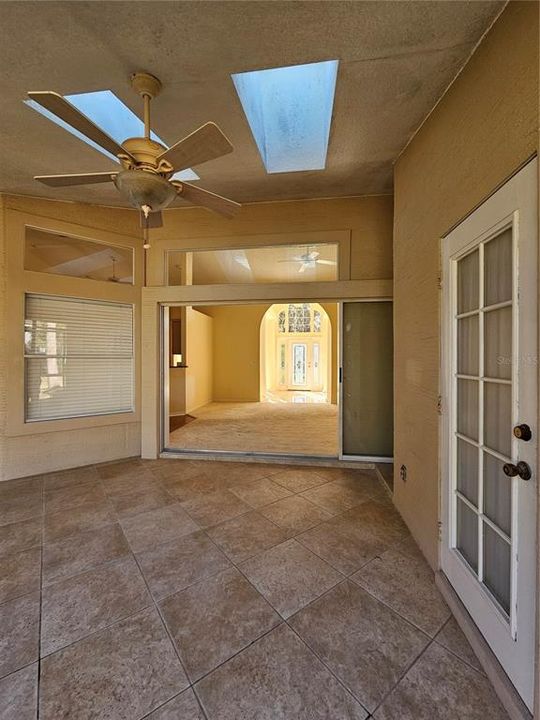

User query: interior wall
[185,307,213,413]
[202,304,270,403]
[1,194,142,480]
[393,1,539,568]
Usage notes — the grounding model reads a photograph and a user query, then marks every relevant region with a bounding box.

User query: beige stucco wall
[393,1,539,568]
[145,194,393,286]
[1,194,142,480]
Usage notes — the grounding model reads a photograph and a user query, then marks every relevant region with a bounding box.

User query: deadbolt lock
[503,461,532,481]
[513,424,532,441]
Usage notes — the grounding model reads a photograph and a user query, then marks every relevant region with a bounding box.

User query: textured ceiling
[0,1,503,207]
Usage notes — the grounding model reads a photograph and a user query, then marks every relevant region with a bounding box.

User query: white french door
[441,159,537,709]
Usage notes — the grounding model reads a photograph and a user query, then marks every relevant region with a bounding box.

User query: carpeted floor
[168,401,339,456]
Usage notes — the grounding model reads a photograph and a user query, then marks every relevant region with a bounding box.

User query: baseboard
[435,571,533,720]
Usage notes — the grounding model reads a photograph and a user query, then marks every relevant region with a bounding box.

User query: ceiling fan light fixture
[113,169,178,212]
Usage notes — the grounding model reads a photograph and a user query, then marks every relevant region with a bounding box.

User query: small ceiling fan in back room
[28,72,241,238]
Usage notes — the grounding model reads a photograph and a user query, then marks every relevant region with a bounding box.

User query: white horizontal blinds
[25,295,134,421]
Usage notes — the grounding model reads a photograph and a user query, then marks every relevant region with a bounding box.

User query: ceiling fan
[28,72,241,227]
[279,249,337,273]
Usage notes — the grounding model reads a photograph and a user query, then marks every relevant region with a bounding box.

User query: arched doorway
[260,302,332,402]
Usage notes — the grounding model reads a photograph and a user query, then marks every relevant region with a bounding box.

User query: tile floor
[0,458,509,719]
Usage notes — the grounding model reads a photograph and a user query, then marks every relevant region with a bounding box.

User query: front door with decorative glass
[276,303,324,392]
[441,160,537,710]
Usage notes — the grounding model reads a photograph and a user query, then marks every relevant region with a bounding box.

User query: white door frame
[440,159,538,710]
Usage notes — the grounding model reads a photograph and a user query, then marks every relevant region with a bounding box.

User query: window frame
[24,293,135,424]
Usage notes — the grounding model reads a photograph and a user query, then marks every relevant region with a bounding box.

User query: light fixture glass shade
[114,170,177,211]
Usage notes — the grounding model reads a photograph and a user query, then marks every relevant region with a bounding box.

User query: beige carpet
[168,401,339,456]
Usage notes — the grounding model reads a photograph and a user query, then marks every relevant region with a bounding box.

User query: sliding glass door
[340,301,393,460]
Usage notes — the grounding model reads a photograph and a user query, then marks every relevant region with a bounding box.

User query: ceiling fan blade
[157,122,233,172]
[174,181,241,218]
[140,211,163,229]
[316,259,337,266]
[27,91,132,159]
[34,172,117,187]
[308,251,320,261]
[299,264,308,273]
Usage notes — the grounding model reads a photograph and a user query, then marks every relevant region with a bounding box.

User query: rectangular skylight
[25,89,198,181]
[232,60,338,174]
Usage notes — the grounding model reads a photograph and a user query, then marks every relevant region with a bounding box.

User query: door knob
[503,461,532,481]
[513,424,532,441]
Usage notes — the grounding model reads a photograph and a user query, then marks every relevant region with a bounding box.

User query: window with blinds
[24,295,134,422]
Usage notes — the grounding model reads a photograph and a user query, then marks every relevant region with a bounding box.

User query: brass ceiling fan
[29,72,241,227]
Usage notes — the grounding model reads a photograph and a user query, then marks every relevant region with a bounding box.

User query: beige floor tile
[195,623,367,720]
[203,461,278,486]
[0,477,42,499]
[147,689,205,719]
[0,663,38,720]
[271,467,328,492]
[0,547,41,603]
[42,466,98,491]
[0,490,42,527]
[289,580,429,712]
[109,485,174,518]
[165,473,228,502]
[0,518,41,559]
[43,499,116,543]
[229,477,293,508]
[0,592,40,678]
[42,523,130,585]
[41,556,151,655]
[100,472,158,499]
[240,539,342,618]
[39,608,188,720]
[180,489,251,528]
[160,567,280,681]
[300,477,376,515]
[297,521,386,575]
[136,531,231,600]
[207,511,289,563]
[333,499,409,547]
[44,481,106,515]
[351,548,450,636]
[121,503,199,552]
[435,616,484,673]
[373,642,508,720]
[150,459,211,483]
[95,458,145,480]
[259,495,332,535]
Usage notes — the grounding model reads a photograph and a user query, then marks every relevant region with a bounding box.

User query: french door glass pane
[484,382,511,456]
[457,438,478,506]
[483,522,511,615]
[457,379,479,441]
[457,498,478,572]
[483,451,512,536]
[457,315,479,376]
[484,306,512,380]
[457,250,479,314]
[484,229,512,306]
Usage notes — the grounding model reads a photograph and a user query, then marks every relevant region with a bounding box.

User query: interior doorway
[165,301,339,457]
[260,302,332,403]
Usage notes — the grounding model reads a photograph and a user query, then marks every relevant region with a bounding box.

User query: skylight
[25,89,198,181]
[232,60,338,174]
